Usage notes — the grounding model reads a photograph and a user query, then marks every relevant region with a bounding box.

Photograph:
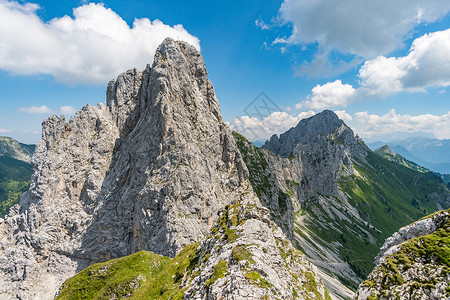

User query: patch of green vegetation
[0,156,33,217]
[244,271,273,289]
[231,245,255,264]
[56,242,201,300]
[232,132,272,200]
[362,210,450,296]
[304,271,323,299]
[225,228,239,242]
[205,259,228,288]
[277,191,289,214]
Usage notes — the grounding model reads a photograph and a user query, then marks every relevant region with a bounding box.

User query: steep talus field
[233,111,450,295]
[0,38,328,300]
[0,137,34,217]
[356,209,450,299]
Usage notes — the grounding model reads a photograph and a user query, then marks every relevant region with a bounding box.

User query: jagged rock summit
[263,110,367,160]
[0,38,327,299]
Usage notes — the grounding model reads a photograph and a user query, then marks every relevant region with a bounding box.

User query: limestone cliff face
[0,38,250,299]
[355,209,450,299]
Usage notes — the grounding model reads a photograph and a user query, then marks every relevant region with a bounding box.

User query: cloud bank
[0,1,200,84]
[278,0,450,58]
[295,29,450,109]
[230,109,450,142]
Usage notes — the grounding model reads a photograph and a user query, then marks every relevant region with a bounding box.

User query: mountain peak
[374,145,396,156]
[263,110,360,158]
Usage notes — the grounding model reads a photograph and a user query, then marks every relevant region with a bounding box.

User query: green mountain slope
[0,137,34,217]
[374,145,430,173]
[0,136,35,162]
[233,125,450,292]
[356,209,450,299]
[0,156,33,217]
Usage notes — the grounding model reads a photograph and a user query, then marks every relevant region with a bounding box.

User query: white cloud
[60,106,77,115]
[295,80,356,110]
[352,109,450,139]
[278,0,450,58]
[334,110,352,122]
[18,105,55,114]
[296,29,450,110]
[0,1,200,84]
[0,129,10,133]
[230,110,315,141]
[359,29,450,96]
[255,18,270,30]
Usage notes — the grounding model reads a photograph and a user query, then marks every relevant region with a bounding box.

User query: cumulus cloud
[18,105,55,114]
[0,129,10,133]
[352,109,450,139]
[295,29,450,110]
[295,80,356,110]
[334,110,352,122]
[229,110,316,141]
[60,106,77,115]
[0,1,200,84]
[359,29,450,96]
[278,0,450,58]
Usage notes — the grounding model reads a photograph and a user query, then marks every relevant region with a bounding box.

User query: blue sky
[0,0,449,144]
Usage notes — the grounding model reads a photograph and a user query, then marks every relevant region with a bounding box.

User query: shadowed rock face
[0,38,251,299]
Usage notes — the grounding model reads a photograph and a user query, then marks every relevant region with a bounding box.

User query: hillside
[0,137,34,217]
[368,138,450,174]
[374,145,430,173]
[233,111,450,293]
[356,209,450,299]
[0,136,35,163]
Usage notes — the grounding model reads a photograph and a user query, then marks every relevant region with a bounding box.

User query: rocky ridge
[234,111,450,295]
[374,145,430,173]
[0,38,327,299]
[355,209,450,299]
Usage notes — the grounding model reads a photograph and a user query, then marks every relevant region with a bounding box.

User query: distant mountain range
[0,137,34,217]
[367,137,450,174]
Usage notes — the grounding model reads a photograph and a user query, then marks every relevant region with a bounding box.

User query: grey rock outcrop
[182,197,331,299]
[0,38,251,299]
[355,209,450,300]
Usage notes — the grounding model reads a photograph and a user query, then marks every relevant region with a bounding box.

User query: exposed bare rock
[0,38,249,299]
[182,196,331,299]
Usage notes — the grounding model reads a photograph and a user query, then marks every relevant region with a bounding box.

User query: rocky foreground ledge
[355,209,450,299]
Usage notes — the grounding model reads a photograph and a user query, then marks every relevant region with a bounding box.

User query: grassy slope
[233,132,449,290]
[333,152,447,282]
[56,243,200,300]
[374,145,430,173]
[0,156,33,217]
